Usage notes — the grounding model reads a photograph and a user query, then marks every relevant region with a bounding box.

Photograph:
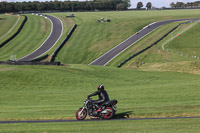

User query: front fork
[79,107,85,115]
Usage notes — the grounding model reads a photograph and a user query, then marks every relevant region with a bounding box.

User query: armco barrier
[0,61,61,66]
[117,24,181,68]
[50,24,77,62]
[0,15,27,48]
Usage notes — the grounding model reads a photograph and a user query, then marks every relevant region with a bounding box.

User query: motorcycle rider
[87,85,110,106]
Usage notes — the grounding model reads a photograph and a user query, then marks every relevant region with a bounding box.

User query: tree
[137,2,143,9]
[170,2,175,8]
[0,0,130,12]
[146,2,152,10]
[116,3,126,10]
[176,2,185,8]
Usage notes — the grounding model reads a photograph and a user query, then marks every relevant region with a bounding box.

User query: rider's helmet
[97,85,104,91]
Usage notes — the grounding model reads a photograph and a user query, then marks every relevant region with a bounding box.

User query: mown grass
[0,64,200,132]
[120,20,200,74]
[55,9,200,64]
[166,21,200,57]
[0,15,24,44]
[0,64,200,121]
[44,13,75,60]
[0,14,18,39]
[107,21,181,67]
[0,14,51,61]
[1,118,200,132]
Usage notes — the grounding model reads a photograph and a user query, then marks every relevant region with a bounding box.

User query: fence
[162,19,200,60]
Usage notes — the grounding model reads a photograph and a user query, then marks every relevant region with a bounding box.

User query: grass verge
[0,14,51,61]
[1,118,200,132]
[0,64,200,121]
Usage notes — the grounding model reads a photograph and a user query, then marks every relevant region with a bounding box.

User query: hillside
[0,14,22,44]
[0,10,200,132]
[56,10,200,65]
[0,14,51,61]
[117,19,200,74]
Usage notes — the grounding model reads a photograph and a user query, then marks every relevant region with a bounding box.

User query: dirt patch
[65,18,74,28]
[139,61,200,75]
[0,67,18,71]
[40,18,49,32]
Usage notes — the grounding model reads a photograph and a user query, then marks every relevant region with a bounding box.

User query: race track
[18,15,63,61]
[1,116,200,124]
[89,18,199,66]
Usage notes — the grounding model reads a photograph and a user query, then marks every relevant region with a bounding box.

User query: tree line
[0,0,131,13]
[170,1,200,8]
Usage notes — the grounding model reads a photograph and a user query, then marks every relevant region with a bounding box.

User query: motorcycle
[76,98,117,120]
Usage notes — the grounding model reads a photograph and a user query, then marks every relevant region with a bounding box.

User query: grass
[0,14,23,44]
[55,9,200,64]
[1,118,200,132]
[0,64,200,132]
[166,21,200,57]
[0,14,18,38]
[0,64,200,121]
[118,20,200,74]
[107,21,181,67]
[0,14,51,61]
[1,10,200,132]
[44,13,75,60]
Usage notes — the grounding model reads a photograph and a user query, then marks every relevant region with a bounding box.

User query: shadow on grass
[113,111,133,119]
[0,18,6,20]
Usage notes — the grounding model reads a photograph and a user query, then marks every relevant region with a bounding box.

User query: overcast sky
[0,0,198,8]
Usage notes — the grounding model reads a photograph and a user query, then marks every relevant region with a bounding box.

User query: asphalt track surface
[18,15,63,61]
[1,116,200,124]
[89,18,199,66]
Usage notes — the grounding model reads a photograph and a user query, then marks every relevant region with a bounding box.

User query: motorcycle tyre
[102,107,115,120]
[76,108,87,120]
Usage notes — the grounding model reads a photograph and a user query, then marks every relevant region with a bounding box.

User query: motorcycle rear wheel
[76,108,87,120]
[102,107,114,119]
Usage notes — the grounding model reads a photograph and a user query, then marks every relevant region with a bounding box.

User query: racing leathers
[87,89,110,105]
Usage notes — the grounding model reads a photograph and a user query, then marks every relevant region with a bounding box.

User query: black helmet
[97,85,104,90]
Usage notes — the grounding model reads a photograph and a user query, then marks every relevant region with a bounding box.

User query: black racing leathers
[88,90,110,104]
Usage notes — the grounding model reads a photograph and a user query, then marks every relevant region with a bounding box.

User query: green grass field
[1,10,200,132]
[0,64,200,132]
[0,14,51,61]
[55,9,200,65]
[0,14,18,38]
[1,118,200,132]
[0,14,23,44]
[0,64,200,121]
[116,20,200,74]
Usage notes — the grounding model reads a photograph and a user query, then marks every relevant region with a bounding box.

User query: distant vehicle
[76,98,117,120]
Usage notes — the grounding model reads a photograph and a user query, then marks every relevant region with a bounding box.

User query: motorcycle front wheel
[102,107,114,119]
[76,108,87,120]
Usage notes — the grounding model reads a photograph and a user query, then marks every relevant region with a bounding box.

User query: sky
[0,0,198,8]
[130,0,198,8]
